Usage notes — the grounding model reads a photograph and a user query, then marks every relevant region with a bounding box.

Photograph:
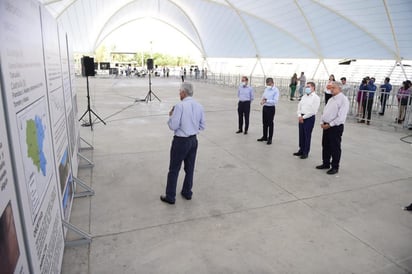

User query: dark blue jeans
[166,136,198,202]
[298,115,315,156]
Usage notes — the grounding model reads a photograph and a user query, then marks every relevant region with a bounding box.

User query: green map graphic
[26,115,47,176]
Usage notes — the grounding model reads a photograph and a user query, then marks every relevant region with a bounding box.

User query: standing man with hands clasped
[236,76,254,134]
[316,82,349,175]
[293,82,320,159]
[257,78,279,145]
[160,82,205,205]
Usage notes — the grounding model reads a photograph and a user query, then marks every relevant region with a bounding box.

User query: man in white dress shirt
[316,81,349,175]
[293,82,320,159]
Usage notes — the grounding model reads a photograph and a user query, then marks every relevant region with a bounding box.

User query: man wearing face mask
[236,76,254,134]
[293,82,320,159]
[257,78,279,145]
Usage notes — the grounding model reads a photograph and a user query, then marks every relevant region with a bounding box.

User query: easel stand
[64,137,95,247]
[63,220,92,247]
[136,72,161,103]
[79,76,107,130]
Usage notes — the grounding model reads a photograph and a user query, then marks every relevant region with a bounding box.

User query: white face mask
[305,87,312,94]
[266,85,272,89]
[241,81,246,86]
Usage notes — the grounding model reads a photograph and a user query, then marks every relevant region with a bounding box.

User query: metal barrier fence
[194,73,412,129]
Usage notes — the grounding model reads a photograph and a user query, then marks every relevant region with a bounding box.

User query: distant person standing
[180,67,184,82]
[297,72,306,99]
[289,73,298,101]
[396,80,412,124]
[361,77,376,125]
[160,82,205,204]
[257,78,279,145]
[316,82,349,175]
[236,76,254,135]
[293,82,320,159]
[340,77,351,96]
[324,74,336,104]
[379,77,392,115]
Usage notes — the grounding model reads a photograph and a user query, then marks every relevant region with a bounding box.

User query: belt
[239,100,250,102]
[174,135,196,138]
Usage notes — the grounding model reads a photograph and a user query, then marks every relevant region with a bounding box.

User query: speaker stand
[136,72,161,103]
[79,76,106,130]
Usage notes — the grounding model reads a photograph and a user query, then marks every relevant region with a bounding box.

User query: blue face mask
[305,87,312,94]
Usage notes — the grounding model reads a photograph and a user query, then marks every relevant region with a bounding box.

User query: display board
[0,82,30,274]
[57,26,76,224]
[66,33,80,178]
[40,6,74,225]
[0,0,65,272]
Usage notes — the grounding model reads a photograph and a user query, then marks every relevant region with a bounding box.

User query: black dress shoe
[160,195,175,204]
[244,131,248,135]
[180,192,192,200]
[257,137,267,142]
[236,130,242,134]
[267,140,272,145]
[293,152,303,156]
[300,154,308,159]
[316,164,330,169]
[326,168,339,175]
[403,203,412,211]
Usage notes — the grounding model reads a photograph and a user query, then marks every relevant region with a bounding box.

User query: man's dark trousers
[298,115,315,155]
[262,105,275,140]
[166,135,198,202]
[238,101,251,131]
[380,93,389,114]
[322,124,344,169]
[362,98,374,121]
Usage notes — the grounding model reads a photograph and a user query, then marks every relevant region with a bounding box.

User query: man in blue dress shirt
[161,82,206,204]
[257,78,279,145]
[236,76,254,134]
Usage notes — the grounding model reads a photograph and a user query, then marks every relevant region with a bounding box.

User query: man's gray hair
[180,82,194,96]
[331,81,342,90]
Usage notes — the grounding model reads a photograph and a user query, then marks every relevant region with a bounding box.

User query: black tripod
[79,76,106,130]
[137,72,161,103]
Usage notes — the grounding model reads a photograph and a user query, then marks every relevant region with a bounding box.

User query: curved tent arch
[41,0,412,67]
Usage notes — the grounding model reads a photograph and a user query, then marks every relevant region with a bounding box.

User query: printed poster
[0,81,29,274]
[0,0,65,273]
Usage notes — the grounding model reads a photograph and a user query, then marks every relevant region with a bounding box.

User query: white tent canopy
[41,0,411,60]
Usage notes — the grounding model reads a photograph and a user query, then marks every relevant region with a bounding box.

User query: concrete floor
[62,76,412,274]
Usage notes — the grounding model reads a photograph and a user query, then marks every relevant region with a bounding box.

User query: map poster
[0,0,64,273]
[0,81,29,274]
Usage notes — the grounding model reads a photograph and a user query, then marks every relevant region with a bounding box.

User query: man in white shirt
[316,82,349,175]
[293,82,320,159]
[340,77,351,96]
